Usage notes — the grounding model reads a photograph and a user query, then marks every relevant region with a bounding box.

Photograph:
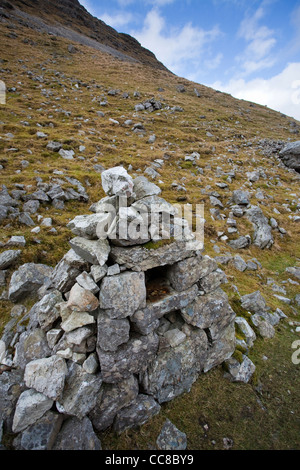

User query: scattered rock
[156,419,187,450]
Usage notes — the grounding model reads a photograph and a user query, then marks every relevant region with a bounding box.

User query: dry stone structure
[0,167,236,450]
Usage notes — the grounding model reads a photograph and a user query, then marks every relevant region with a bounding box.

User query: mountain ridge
[0,0,170,71]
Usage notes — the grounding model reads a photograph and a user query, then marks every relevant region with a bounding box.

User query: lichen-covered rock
[110,239,202,272]
[133,176,161,199]
[240,290,268,313]
[156,419,187,450]
[99,271,146,318]
[14,329,51,369]
[141,329,208,403]
[8,263,53,302]
[53,416,101,450]
[51,249,90,293]
[56,362,102,419]
[0,250,21,270]
[113,394,160,433]
[101,166,134,198]
[131,284,198,335]
[24,355,67,400]
[14,411,63,450]
[12,389,53,433]
[97,332,159,383]
[89,376,139,431]
[225,355,256,383]
[96,314,130,352]
[204,320,236,372]
[279,141,300,172]
[166,254,216,292]
[69,237,110,266]
[181,288,234,329]
[245,206,273,249]
[0,369,24,432]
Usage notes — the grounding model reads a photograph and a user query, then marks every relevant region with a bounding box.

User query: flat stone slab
[110,240,202,272]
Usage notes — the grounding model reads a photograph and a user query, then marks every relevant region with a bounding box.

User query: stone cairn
[0,167,236,450]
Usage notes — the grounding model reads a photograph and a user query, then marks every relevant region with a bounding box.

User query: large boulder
[279,141,300,172]
[245,206,273,249]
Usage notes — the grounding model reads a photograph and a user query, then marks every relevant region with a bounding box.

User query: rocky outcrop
[279,141,300,172]
[0,167,236,450]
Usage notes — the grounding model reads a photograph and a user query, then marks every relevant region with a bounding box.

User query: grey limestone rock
[245,206,273,249]
[69,236,110,266]
[89,375,139,431]
[99,271,146,319]
[279,141,300,172]
[8,263,53,302]
[225,355,256,383]
[113,394,160,434]
[0,250,21,270]
[15,411,63,450]
[24,355,67,400]
[53,416,101,450]
[110,239,202,272]
[141,329,208,403]
[156,419,187,450]
[101,166,134,198]
[97,332,159,383]
[56,362,102,419]
[12,389,53,434]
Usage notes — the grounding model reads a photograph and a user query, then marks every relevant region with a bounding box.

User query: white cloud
[101,12,134,29]
[130,8,221,76]
[236,2,277,76]
[211,62,300,121]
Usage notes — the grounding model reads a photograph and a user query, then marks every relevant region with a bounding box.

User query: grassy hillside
[0,9,300,450]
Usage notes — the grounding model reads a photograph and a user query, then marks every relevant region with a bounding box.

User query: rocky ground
[0,2,300,450]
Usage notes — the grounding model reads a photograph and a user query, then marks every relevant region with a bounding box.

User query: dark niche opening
[145,265,171,303]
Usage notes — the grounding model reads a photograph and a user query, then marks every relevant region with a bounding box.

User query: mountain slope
[0,0,169,70]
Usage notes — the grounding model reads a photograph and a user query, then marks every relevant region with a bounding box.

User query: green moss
[143,237,175,250]
[232,349,244,363]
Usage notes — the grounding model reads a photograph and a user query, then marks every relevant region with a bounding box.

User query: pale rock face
[101,166,134,198]
[69,237,110,266]
[12,389,54,434]
[24,355,68,400]
[67,283,99,312]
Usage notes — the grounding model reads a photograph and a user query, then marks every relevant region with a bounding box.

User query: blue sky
[80,0,300,120]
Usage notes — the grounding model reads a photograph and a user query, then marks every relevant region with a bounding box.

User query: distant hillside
[0,0,169,70]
